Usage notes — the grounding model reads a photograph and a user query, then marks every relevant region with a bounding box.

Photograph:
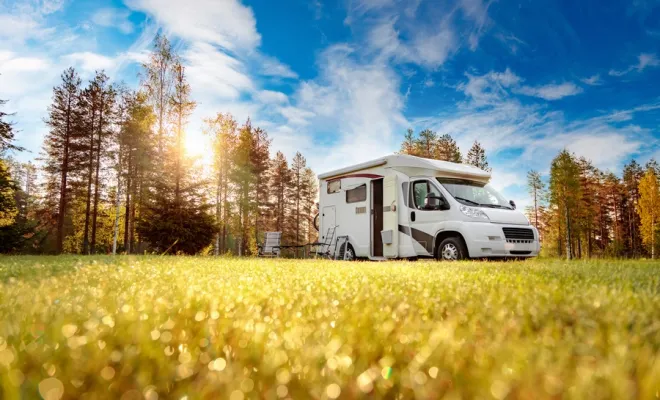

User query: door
[371,179,383,257]
[321,206,336,242]
[408,179,449,256]
[383,174,398,258]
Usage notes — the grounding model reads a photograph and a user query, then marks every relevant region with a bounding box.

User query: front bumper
[461,222,540,258]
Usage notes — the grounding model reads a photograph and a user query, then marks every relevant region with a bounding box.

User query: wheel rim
[345,247,355,261]
[441,243,459,260]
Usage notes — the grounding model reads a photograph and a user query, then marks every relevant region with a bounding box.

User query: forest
[0,35,317,256]
[1,35,659,258]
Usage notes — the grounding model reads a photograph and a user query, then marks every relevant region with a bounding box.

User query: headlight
[459,205,490,221]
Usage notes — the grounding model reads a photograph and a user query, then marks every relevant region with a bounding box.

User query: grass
[0,257,658,400]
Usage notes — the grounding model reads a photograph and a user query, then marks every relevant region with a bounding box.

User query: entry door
[371,179,383,257]
[383,175,398,258]
[408,179,449,256]
[321,206,336,242]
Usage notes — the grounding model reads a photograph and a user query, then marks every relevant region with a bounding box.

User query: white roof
[318,154,491,181]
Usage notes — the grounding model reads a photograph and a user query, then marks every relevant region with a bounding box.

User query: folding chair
[258,232,282,257]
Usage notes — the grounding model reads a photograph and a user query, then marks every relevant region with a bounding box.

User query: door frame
[370,178,384,257]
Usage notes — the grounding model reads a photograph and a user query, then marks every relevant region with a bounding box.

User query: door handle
[411,211,416,222]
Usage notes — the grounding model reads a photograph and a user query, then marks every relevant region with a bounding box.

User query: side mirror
[509,200,516,210]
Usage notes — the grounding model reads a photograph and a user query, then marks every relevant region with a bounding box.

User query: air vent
[502,228,534,241]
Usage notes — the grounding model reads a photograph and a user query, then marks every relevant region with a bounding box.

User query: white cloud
[183,42,254,101]
[257,55,298,79]
[580,74,602,86]
[609,52,660,76]
[126,0,261,51]
[62,52,116,73]
[285,44,408,174]
[516,82,583,101]
[92,8,134,34]
[254,90,288,105]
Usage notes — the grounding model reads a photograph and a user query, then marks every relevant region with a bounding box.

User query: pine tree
[0,97,23,153]
[251,127,271,245]
[169,61,196,207]
[0,159,18,228]
[637,168,659,259]
[465,141,491,171]
[291,152,308,246]
[526,170,544,235]
[230,120,256,255]
[302,166,318,244]
[417,129,437,158]
[549,150,581,259]
[622,160,643,256]
[399,128,418,156]
[436,134,462,163]
[43,67,85,253]
[270,151,292,241]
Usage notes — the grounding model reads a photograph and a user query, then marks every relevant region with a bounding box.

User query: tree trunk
[124,154,132,254]
[57,97,72,254]
[112,149,122,255]
[91,102,104,253]
[82,109,95,254]
[565,205,572,260]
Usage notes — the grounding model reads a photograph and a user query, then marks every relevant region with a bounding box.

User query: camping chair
[258,232,282,257]
[314,226,337,259]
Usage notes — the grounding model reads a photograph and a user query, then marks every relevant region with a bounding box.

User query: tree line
[0,35,317,255]
[528,151,660,259]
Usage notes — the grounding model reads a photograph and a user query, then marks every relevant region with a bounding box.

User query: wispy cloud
[580,74,602,86]
[91,8,134,34]
[609,52,660,76]
[516,82,584,101]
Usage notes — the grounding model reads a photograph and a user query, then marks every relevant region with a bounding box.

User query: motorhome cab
[317,154,540,261]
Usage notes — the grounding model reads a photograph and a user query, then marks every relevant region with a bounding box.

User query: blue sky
[1,0,659,207]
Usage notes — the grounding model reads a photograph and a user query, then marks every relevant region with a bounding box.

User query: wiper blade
[453,196,479,206]
[480,204,513,210]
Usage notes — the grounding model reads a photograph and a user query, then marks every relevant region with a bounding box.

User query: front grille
[502,227,534,243]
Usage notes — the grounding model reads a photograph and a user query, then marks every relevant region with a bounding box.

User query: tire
[436,237,468,261]
[343,244,356,261]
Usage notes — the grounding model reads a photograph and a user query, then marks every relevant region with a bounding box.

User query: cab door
[407,179,450,256]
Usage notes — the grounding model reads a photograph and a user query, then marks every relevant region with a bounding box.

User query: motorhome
[317,154,540,261]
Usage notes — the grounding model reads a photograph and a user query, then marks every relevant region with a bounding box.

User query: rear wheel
[436,237,468,261]
[344,244,356,261]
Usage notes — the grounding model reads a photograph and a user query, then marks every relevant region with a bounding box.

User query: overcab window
[327,180,341,194]
[346,184,367,203]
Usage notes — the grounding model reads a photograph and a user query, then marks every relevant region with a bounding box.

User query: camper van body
[317,154,540,260]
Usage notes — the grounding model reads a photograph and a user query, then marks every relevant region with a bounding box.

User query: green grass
[0,257,659,399]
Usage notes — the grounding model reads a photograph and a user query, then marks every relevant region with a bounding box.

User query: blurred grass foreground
[0,256,658,399]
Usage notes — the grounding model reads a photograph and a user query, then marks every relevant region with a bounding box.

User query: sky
[1,0,659,208]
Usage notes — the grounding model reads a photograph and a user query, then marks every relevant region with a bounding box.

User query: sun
[184,132,213,167]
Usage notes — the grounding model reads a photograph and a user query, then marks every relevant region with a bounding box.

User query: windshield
[437,178,512,209]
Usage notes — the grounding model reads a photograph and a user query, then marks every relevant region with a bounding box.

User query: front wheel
[436,237,468,261]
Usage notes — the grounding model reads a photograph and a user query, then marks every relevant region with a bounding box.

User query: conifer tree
[291,152,308,245]
[526,170,544,234]
[43,67,85,253]
[270,151,291,240]
[465,140,490,171]
[549,150,581,259]
[436,134,462,163]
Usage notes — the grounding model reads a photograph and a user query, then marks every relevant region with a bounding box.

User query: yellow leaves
[637,169,660,254]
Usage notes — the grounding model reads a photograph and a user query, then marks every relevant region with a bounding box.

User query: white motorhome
[317,154,540,261]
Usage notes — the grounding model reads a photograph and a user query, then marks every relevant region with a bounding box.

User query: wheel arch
[434,230,470,258]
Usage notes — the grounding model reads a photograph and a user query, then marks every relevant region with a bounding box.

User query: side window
[412,181,428,209]
[346,184,367,203]
[412,180,445,210]
[327,179,341,194]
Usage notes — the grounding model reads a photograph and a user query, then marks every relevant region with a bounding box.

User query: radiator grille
[502,227,534,243]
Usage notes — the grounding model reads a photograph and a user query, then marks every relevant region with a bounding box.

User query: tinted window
[346,184,367,203]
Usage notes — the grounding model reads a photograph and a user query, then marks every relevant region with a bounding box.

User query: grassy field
[0,257,658,400]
